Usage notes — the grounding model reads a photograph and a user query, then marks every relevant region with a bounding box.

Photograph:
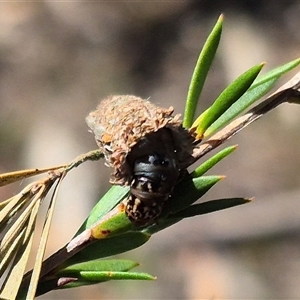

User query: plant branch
[185,71,300,168]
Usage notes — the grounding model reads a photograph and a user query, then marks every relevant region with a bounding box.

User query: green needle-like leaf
[193,63,264,137]
[146,198,251,235]
[75,185,129,235]
[183,14,223,128]
[251,57,300,89]
[145,175,223,236]
[35,262,154,295]
[205,58,300,136]
[170,197,252,219]
[74,271,154,281]
[59,259,139,275]
[57,271,155,289]
[191,145,237,177]
[204,78,276,136]
[170,175,223,214]
[63,232,151,267]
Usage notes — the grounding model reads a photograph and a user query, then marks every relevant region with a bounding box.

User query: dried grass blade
[26,175,63,299]
[0,227,26,278]
[0,188,43,273]
[0,165,66,187]
[0,200,39,300]
[0,183,35,233]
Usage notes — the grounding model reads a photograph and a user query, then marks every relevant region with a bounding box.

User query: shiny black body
[125,129,180,225]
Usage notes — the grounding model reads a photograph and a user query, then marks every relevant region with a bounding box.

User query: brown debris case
[86,95,195,185]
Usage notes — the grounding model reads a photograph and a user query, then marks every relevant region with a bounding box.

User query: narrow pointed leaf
[34,270,154,296]
[146,197,251,235]
[183,14,223,128]
[170,175,223,214]
[69,271,155,282]
[251,57,300,89]
[193,63,264,137]
[188,73,300,168]
[205,78,277,136]
[205,58,300,136]
[191,145,237,177]
[55,271,155,289]
[76,185,129,235]
[66,232,150,267]
[145,175,223,235]
[170,197,252,219]
[59,259,139,274]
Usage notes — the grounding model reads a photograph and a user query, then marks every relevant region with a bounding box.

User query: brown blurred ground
[0,1,300,299]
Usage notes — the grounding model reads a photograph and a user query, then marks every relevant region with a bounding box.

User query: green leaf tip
[170,197,251,219]
[56,270,156,289]
[193,63,264,138]
[191,145,238,177]
[169,175,225,215]
[203,58,300,136]
[58,259,140,275]
[183,14,223,128]
[251,57,300,90]
[57,258,156,287]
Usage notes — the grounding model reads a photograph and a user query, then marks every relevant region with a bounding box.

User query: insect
[86,95,196,225]
[124,128,180,224]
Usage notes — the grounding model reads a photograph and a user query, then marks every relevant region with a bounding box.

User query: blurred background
[0,1,300,299]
